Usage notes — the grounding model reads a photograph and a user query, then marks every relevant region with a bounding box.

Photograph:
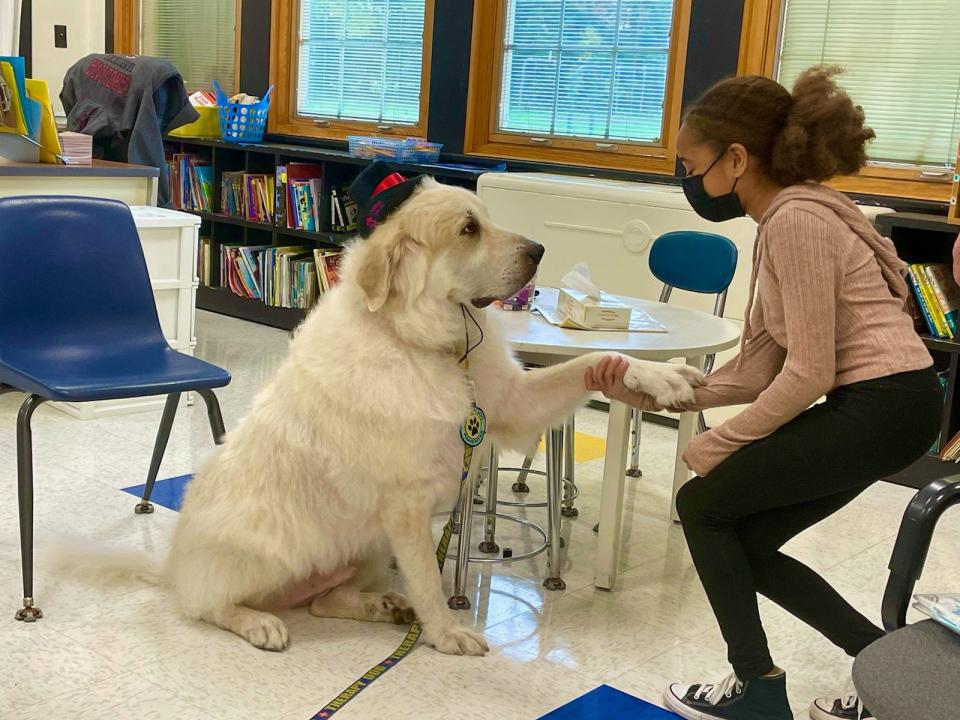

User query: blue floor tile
[121,474,193,512]
[539,685,679,719]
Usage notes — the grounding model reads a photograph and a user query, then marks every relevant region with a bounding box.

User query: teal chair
[626,230,739,478]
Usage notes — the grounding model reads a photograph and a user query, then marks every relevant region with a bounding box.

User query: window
[466,0,691,173]
[270,0,434,140]
[139,0,238,95]
[739,0,955,200]
[778,0,960,170]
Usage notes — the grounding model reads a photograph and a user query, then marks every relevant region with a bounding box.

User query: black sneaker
[809,692,873,719]
[664,672,793,720]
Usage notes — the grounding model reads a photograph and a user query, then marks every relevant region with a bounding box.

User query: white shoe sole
[808,699,852,720]
[663,685,724,720]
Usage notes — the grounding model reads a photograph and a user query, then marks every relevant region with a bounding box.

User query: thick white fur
[64,180,702,655]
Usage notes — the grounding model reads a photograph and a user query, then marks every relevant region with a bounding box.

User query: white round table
[495,288,741,590]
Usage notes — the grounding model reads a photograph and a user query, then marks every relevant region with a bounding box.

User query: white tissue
[561,262,601,300]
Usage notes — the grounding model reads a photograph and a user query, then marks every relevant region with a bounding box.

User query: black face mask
[681,150,746,222]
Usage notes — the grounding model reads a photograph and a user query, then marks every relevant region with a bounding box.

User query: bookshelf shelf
[921,335,960,354]
[167,137,494,330]
[196,285,306,331]
[882,211,960,489]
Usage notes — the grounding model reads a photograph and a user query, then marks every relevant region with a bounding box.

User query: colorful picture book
[907,263,960,340]
[221,171,275,223]
[167,153,214,212]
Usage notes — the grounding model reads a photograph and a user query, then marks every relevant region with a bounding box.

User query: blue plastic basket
[213,81,273,144]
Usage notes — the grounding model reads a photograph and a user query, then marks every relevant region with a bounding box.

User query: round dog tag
[460,405,487,447]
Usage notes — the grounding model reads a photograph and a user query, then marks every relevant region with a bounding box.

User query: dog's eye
[462,220,479,236]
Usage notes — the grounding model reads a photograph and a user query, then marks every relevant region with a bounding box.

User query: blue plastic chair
[0,196,231,622]
[627,230,739,477]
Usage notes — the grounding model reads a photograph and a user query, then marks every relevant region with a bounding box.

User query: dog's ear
[355,231,427,312]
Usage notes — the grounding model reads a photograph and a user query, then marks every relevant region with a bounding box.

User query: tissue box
[557,288,631,330]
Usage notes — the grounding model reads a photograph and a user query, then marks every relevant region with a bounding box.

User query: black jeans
[676,367,942,681]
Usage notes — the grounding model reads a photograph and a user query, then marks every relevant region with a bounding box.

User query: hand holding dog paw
[622,358,704,412]
[585,355,663,410]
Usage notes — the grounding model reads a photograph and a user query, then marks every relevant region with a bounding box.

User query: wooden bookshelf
[878,212,960,489]
[166,137,496,330]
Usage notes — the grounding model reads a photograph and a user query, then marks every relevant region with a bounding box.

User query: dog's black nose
[527,243,545,264]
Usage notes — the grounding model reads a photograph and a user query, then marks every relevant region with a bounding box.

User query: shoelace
[839,692,868,716]
[694,673,744,706]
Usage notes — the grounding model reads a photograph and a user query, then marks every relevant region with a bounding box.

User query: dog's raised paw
[242,614,289,651]
[424,624,489,656]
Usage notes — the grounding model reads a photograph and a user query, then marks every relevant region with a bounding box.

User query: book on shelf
[924,264,960,337]
[220,171,275,223]
[198,236,212,286]
[167,153,213,212]
[930,369,951,455]
[313,249,343,294]
[331,184,359,233]
[907,263,960,340]
[283,163,323,230]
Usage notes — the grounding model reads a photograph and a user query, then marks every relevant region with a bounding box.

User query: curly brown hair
[682,66,876,186]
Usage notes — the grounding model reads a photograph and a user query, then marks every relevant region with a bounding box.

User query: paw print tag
[460,405,487,447]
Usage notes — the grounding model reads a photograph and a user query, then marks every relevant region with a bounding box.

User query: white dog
[73,179,702,656]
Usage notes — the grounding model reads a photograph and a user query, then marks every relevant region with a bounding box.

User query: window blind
[777,0,960,167]
[498,0,676,143]
[139,0,236,96]
[297,0,426,125]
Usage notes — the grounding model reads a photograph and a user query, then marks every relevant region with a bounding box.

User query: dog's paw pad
[425,624,489,656]
[381,592,416,625]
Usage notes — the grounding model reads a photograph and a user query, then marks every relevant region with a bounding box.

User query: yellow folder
[0,62,27,135]
[25,79,61,163]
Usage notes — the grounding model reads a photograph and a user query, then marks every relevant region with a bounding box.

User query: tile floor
[0,310,958,719]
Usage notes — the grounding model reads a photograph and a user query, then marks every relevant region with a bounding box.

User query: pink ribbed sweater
[682,183,932,477]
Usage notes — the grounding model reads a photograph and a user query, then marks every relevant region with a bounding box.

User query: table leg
[595,399,631,590]
[671,356,704,522]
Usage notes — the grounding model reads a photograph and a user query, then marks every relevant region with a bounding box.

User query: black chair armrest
[882,477,960,632]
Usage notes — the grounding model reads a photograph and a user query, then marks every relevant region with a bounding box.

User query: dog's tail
[41,537,165,587]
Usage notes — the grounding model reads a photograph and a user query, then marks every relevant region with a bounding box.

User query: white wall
[31,0,105,117]
[1,0,22,56]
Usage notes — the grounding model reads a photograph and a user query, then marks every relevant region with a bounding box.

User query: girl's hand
[585,356,665,411]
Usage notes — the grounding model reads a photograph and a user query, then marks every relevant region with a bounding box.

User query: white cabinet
[52,207,201,420]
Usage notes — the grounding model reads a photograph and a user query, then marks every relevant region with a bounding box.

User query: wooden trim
[828,170,952,203]
[113,0,138,54]
[464,0,692,175]
[737,0,781,76]
[268,0,434,140]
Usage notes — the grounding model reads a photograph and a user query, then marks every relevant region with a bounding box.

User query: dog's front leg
[379,494,489,656]
[489,352,701,449]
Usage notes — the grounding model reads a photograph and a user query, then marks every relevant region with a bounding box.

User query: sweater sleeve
[683,208,839,476]
[687,328,786,410]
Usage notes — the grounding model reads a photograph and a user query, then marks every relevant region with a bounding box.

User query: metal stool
[447,428,567,610]
[496,415,579,517]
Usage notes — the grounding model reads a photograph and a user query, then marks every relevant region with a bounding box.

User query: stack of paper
[58,131,92,165]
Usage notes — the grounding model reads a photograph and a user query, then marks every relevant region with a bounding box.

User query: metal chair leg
[561,415,579,518]
[196,388,226,445]
[136,392,181,515]
[16,394,46,622]
[544,427,566,591]
[697,411,708,435]
[479,444,500,554]
[449,449,481,610]
[626,408,643,478]
[512,453,534,493]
